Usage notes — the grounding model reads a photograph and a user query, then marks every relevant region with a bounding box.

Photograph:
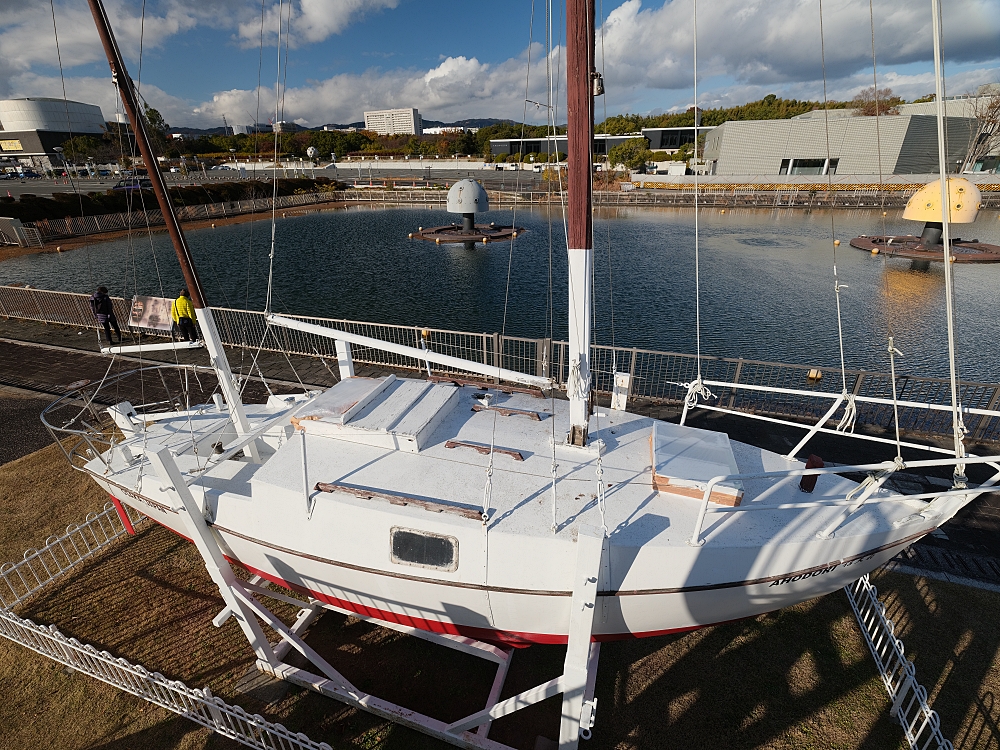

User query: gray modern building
[701,114,976,176]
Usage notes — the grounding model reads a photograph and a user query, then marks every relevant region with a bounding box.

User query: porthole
[390,527,458,571]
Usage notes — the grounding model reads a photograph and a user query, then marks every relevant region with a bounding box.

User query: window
[789,158,827,175]
[390,527,458,571]
[778,159,790,175]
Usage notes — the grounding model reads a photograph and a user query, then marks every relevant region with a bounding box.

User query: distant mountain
[318,122,365,131]
[421,118,513,129]
[173,117,514,134]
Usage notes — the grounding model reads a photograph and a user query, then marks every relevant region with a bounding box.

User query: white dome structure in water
[446,179,490,215]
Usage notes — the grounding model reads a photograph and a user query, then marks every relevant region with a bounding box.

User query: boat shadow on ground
[12,521,1000,749]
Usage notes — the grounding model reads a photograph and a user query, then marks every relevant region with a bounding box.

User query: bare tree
[850,86,903,116]
[962,86,1000,172]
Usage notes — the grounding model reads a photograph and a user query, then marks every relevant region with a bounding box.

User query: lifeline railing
[5,285,1000,443]
[686,454,1000,547]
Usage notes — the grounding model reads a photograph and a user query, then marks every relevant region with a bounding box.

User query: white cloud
[191,46,558,126]
[236,0,398,48]
[3,0,999,129]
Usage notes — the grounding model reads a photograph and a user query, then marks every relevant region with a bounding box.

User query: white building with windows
[363,108,423,136]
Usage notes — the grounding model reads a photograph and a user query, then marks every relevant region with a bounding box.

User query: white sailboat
[44,0,999,746]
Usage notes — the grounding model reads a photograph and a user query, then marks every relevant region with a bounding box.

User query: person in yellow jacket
[171,288,199,342]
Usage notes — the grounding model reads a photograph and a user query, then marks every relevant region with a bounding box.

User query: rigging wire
[930,0,968,481]
[48,0,96,289]
[866,0,903,458]
[817,0,858,436]
[482,0,539,526]
[545,0,560,532]
[686,0,712,411]
[264,0,287,317]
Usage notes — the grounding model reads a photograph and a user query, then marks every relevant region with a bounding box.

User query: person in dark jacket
[89,286,122,345]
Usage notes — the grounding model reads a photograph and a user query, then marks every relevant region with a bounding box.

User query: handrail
[686,454,1000,546]
[267,313,554,389]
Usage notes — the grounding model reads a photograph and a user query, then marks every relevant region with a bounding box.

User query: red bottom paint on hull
[240,561,709,646]
[133,508,710,646]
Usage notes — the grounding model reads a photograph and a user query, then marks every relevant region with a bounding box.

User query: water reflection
[2,206,998,381]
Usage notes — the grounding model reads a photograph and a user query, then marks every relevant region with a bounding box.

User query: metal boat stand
[149,446,605,750]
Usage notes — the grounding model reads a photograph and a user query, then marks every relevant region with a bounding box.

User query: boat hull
[96,473,938,645]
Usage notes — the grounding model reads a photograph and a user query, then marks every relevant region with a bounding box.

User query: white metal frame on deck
[149,446,607,750]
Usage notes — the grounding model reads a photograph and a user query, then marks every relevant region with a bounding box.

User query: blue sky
[1,0,998,129]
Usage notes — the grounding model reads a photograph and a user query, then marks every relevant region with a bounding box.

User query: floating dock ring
[807,369,823,381]
[410,224,524,246]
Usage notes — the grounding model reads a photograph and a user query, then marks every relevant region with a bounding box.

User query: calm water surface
[4,205,1000,381]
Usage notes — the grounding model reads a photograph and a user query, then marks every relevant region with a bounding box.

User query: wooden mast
[84,0,255,443]
[566,0,596,445]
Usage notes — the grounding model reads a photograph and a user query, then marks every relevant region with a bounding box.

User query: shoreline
[0,198,348,263]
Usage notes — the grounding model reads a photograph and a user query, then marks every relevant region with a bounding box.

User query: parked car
[112,177,153,190]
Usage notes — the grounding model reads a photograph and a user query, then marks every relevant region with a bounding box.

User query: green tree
[607,138,652,171]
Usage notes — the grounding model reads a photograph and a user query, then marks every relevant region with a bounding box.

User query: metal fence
[845,576,952,750]
[0,501,143,609]
[4,285,1000,443]
[0,501,332,750]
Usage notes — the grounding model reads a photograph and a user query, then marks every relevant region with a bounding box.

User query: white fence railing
[0,501,143,609]
[0,501,332,750]
[845,575,953,750]
[4,286,1000,443]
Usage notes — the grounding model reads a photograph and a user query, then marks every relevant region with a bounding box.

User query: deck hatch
[390,527,459,572]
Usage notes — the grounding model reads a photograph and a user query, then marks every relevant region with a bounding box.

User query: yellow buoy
[720,209,725,214]
[882,211,887,217]
[482,237,488,244]
[807,369,823,381]
[408,233,413,238]
[833,239,840,246]
[211,223,216,228]
[418,226,423,231]
[872,248,879,254]
[512,232,517,238]
[56,245,62,252]
[435,238,441,244]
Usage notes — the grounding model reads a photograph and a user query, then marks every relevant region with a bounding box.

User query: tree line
[60,89,920,166]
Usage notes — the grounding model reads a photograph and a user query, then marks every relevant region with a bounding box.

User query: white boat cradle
[43,0,998,746]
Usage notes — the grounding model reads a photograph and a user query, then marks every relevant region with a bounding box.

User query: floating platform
[409,223,524,245]
[849,235,1000,263]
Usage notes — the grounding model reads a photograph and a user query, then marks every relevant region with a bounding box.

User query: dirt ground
[1,435,999,748]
